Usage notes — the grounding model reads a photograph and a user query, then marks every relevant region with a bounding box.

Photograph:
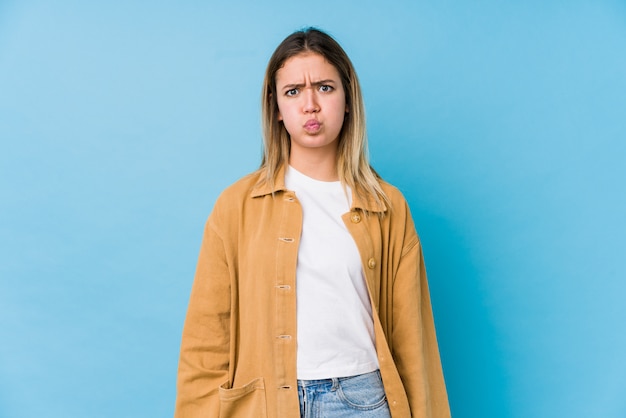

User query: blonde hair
[259,28,390,212]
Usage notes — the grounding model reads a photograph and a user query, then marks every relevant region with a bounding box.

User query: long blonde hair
[260,28,390,212]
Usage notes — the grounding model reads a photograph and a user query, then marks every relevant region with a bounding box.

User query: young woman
[175,28,450,418]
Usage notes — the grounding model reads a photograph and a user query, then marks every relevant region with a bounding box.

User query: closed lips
[304,119,320,130]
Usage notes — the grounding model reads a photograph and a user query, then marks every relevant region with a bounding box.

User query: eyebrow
[280,79,337,90]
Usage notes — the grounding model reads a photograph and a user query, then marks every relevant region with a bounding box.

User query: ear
[345,105,349,113]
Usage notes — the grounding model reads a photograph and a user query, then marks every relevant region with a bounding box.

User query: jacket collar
[250,165,387,213]
[250,165,289,197]
[352,191,387,213]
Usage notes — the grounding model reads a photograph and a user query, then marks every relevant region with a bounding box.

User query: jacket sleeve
[391,203,450,417]
[175,215,231,417]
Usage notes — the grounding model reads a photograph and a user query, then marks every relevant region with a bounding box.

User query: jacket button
[351,213,361,223]
[368,258,376,269]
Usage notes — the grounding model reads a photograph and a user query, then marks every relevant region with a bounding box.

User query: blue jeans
[297,370,391,418]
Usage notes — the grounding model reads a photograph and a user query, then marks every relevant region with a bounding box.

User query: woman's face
[275,52,347,158]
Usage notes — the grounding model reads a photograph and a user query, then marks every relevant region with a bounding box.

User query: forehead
[275,53,341,85]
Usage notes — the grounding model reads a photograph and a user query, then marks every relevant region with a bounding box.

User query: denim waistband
[297,369,380,388]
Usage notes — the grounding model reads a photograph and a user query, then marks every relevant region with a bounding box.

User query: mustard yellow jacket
[175,166,450,418]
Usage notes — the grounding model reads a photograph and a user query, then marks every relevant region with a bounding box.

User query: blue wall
[1,1,624,417]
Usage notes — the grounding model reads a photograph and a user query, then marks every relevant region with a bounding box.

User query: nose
[302,88,319,113]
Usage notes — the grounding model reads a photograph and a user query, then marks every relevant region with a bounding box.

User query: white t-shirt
[285,166,379,379]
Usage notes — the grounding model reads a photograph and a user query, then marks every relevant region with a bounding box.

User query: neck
[289,147,339,182]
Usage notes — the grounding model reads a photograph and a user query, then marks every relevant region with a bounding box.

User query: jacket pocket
[218,377,267,418]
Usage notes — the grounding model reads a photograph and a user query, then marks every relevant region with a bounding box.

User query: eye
[285,88,299,97]
[319,85,334,93]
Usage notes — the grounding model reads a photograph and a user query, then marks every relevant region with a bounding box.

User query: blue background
[1,1,625,417]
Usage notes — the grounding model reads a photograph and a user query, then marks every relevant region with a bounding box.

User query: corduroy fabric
[175,166,450,418]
